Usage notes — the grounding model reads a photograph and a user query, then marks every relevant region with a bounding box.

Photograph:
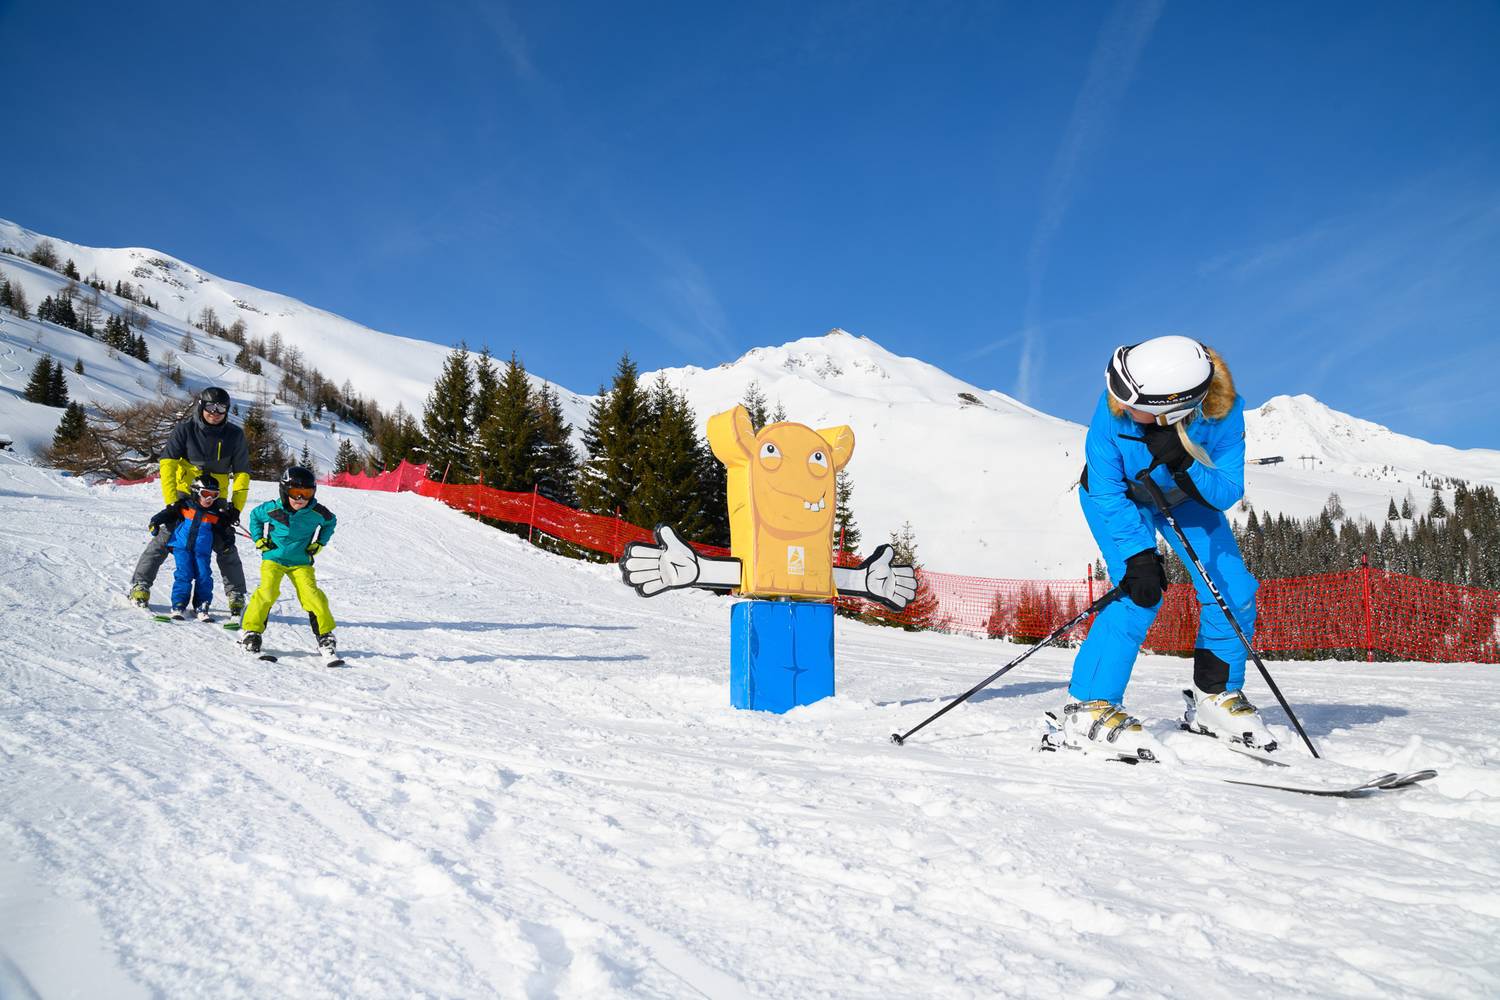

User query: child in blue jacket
[147,473,238,618]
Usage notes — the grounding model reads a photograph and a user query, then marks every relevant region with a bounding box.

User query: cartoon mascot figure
[620,404,917,611]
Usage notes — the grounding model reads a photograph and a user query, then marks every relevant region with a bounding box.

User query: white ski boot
[1043,700,1165,763]
[1182,688,1277,754]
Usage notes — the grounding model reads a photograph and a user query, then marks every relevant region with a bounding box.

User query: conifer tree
[532,383,579,506]
[334,437,363,475]
[48,356,69,406]
[1400,492,1414,519]
[373,403,424,471]
[471,348,501,437]
[834,469,861,557]
[634,375,710,535]
[476,353,542,491]
[52,401,88,447]
[1387,498,1400,521]
[242,403,290,478]
[576,353,646,517]
[420,344,476,483]
[24,356,55,404]
[1429,486,1448,519]
[74,358,84,375]
[885,520,940,630]
[741,380,770,431]
[298,442,319,477]
[63,258,80,280]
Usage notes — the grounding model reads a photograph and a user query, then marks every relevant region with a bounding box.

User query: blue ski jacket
[149,499,235,557]
[1080,390,1247,559]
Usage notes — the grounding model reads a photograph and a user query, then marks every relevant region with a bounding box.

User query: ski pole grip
[1132,465,1171,512]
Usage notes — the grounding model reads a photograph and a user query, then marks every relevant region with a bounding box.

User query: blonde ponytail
[1176,419,1215,469]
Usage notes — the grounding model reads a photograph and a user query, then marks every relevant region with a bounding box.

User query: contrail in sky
[1016,0,1164,403]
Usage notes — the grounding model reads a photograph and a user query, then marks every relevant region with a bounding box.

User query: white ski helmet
[1106,335,1214,425]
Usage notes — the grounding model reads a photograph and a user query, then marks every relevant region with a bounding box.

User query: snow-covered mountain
[5,217,1497,577]
[0,218,592,446]
[651,331,1500,576]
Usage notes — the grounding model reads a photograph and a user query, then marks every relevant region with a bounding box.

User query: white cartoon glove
[620,524,740,596]
[836,544,918,611]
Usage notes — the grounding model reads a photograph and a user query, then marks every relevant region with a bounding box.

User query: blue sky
[5,1,1498,447]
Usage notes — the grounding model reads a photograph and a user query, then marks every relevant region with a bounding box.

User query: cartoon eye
[808,451,828,468]
[760,443,779,459]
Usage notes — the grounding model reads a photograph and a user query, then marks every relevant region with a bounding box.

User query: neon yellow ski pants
[243,561,335,636]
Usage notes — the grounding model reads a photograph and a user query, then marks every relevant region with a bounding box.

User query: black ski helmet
[199,386,231,418]
[280,466,317,507]
[191,472,220,500]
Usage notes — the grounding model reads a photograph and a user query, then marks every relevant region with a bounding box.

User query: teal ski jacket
[247,498,338,566]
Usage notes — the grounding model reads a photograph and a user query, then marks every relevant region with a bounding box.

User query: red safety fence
[323,463,1500,663]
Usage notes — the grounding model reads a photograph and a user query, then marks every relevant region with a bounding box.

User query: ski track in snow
[1,460,1498,999]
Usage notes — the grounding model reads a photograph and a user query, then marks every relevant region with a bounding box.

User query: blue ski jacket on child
[149,499,235,610]
[1069,389,1258,704]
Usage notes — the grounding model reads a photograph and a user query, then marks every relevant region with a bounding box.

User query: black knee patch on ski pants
[1194,648,1230,694]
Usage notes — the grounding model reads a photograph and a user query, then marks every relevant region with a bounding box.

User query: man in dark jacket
[129,386,251,613]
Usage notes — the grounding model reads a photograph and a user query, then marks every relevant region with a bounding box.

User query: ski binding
[1040,712,1157,764]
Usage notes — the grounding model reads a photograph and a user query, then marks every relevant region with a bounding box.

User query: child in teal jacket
[240,466,339,656]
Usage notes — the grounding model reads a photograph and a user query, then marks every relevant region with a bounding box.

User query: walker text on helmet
[1106,335,1214,426]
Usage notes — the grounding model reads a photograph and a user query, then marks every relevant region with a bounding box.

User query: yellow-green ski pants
[243,561,335,636]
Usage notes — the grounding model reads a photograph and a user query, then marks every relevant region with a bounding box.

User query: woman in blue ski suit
[1062,335,1271,756]
[148,475,237,614]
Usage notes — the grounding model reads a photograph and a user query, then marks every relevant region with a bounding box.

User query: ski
[1222,773,1399,797]
[222,621,242,631]
[1376,769,1438,789]
[151,613,175,623]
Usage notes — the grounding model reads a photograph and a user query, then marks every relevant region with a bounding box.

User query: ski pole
[890,586,1123,746]
[1130,465,1320,758]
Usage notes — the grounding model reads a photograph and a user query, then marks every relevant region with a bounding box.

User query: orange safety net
[326,463,1500,663]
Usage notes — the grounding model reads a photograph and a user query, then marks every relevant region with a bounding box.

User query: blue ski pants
[170,545,215,610]
[1069,493,1257,704]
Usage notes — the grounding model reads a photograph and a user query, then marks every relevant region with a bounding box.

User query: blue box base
[730,600,835,713]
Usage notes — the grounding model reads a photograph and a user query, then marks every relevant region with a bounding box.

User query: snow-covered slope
[1,458,1496,998]
[0,250,357,473]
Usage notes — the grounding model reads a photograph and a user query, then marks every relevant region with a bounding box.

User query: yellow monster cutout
[706,404,854,598]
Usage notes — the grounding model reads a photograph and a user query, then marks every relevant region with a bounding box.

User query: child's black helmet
[191,472,220,499]
[280,466,317,507]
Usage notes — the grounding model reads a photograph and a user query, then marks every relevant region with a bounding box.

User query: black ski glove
[1121,549,1167,608]
[1142,423,1193,473]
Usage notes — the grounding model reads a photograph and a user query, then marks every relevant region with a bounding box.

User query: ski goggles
[202,402,229,415]
[195,487,220,500]
[285,487,316,500]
